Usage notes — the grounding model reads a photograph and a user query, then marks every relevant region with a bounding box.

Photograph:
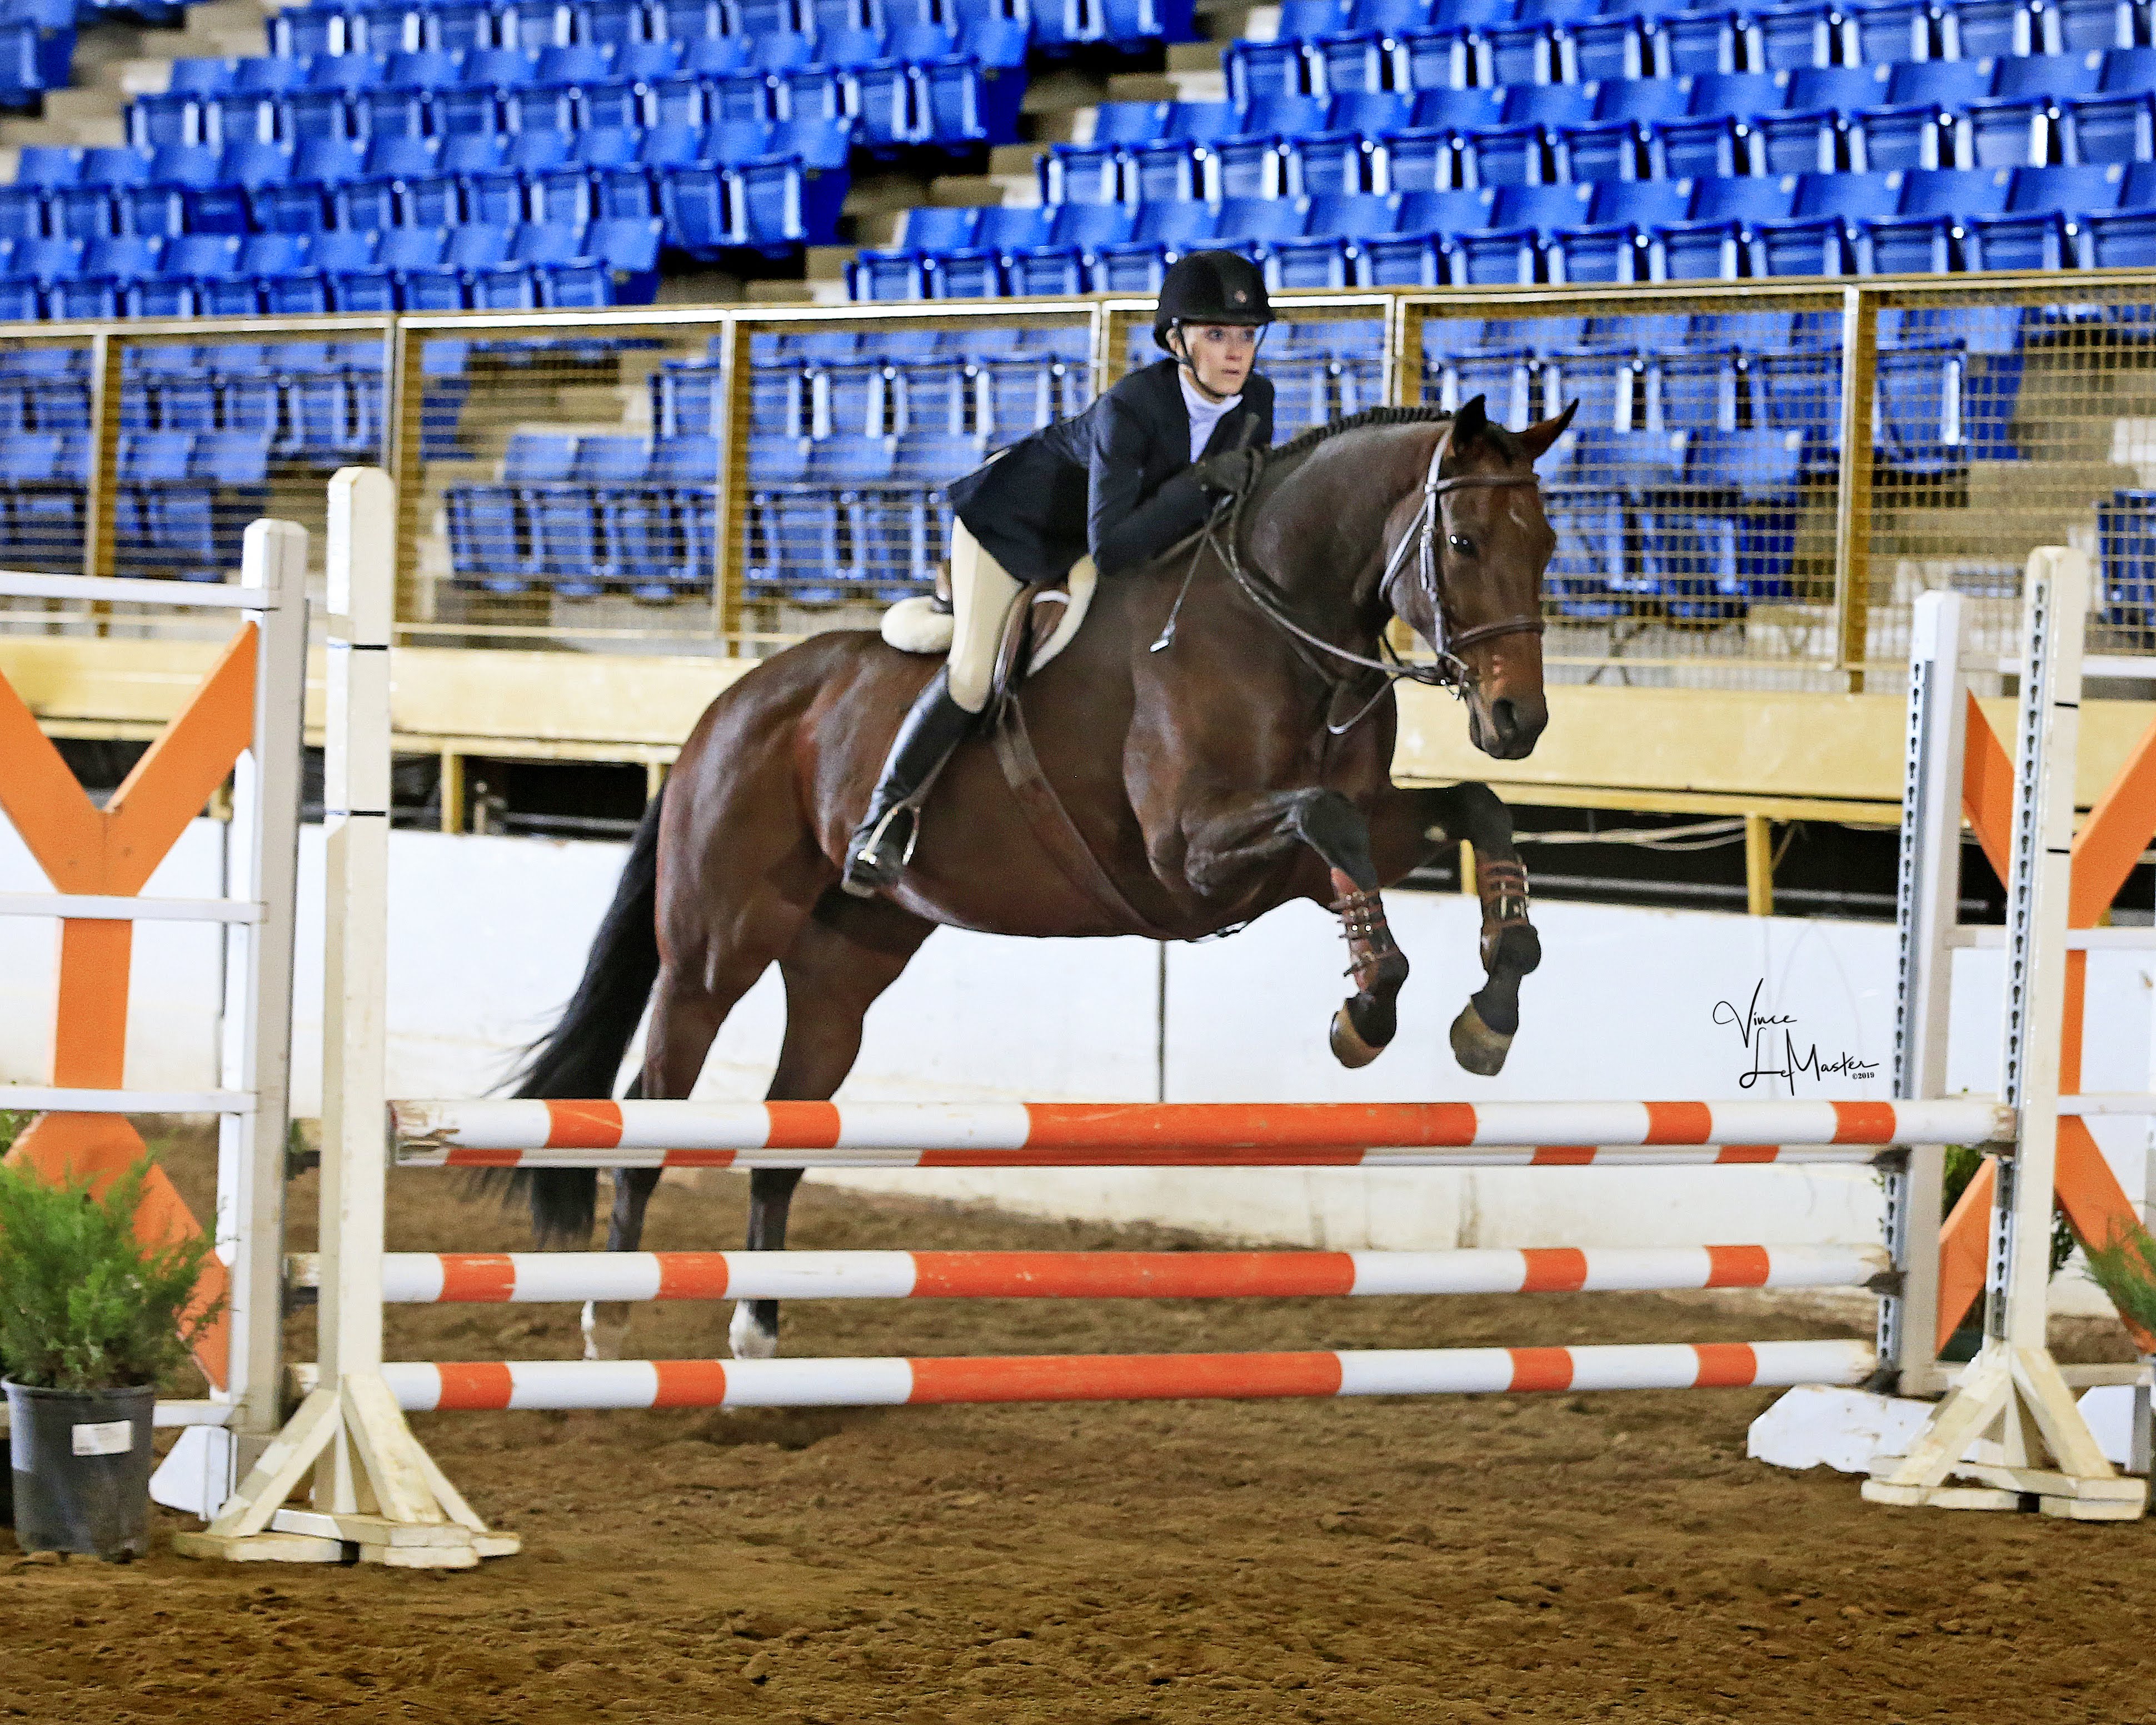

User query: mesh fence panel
[1,287,2154,691]
[0,338,94,582]
[1411,291,1850,691]
[1867,280,2156,681]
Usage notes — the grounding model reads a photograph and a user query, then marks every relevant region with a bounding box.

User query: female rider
[844,248,1278,896]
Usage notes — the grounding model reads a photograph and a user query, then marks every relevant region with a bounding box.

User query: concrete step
[805,242,854,282]
[930,167,1037,205]
[745,275,841,305]
[841,204,904,243]
[0,110,127,144]
[111,57,174,97]
[1020,64,1109,117]
[1193,0,1265,32]
[1104,39,1227,101]
[182,0,272,35]
[987,141,1040,181]
[41,86,126,125]
[1106,62,1224,101]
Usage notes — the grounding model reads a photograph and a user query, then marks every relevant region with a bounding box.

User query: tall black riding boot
[841,668,975,898]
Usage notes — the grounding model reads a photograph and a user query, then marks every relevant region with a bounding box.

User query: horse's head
[1386,395,1575,761]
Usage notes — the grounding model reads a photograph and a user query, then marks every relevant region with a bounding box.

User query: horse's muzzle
[1469,690,1548,760]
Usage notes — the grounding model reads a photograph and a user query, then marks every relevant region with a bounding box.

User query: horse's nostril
[1490,697,1519,741]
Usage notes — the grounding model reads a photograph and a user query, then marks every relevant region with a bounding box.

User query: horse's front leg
[1368,781,1540,1077]
[1180,788,1410,1069]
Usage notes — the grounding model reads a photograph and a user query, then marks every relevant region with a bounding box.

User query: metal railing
[0,273,2150,693]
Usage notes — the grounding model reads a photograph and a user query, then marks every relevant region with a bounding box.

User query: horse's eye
[1448,534,1475,556]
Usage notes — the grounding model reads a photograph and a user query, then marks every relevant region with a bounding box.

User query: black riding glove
[1192,446,1262,498]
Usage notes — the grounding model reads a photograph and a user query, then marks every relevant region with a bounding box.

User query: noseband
[1190,428,1546,733]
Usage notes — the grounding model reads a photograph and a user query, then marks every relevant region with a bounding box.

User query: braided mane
[1262,404,1454,466]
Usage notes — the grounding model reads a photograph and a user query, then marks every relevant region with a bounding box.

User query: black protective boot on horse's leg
[842,668,974,898]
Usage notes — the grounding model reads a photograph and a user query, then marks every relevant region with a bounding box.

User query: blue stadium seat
[849,202,973,299]
[1005,199,1131,293]
[1133,101,1235,201]
[1890,54,1998,106]
[1359,183,1490,282]
[1375,121,1469,195]
[1964,93,2068,165]
[1590,176,1695,226]
[1460,121,1555,186]
[1655,7,1758,76]
[1224,27,1317,106]
[1550,218,1654,279]
[1654,217,1751,277]
[132,58,236,149]
[924,202,1047,295]
[1092,196,1219,290]
[1855,0,1952,62]
[1556,117,1651,181]
[1291,91,1411,195]
[130,232,237,316]
[1041,99,1160,203]
[1211,192,1308,277]
[2063,88,2154,159]
[207,56,306,148]
[50,146,146,241]
[1451,223,1539,283]
[1271,189,1399,285]
[1858,94,1975,171]
[52,235,161,318]
[1652,114,1754,178]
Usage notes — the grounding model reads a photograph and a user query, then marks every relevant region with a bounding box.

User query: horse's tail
[495,781,667,1244]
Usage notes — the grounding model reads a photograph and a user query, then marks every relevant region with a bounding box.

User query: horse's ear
[1450,393,1489,451]
[1518,398,1580,462]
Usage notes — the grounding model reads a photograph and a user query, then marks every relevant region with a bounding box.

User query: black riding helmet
[1152,250,1274,351]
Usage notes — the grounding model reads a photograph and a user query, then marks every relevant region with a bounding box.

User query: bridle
[1175,427,1547,734]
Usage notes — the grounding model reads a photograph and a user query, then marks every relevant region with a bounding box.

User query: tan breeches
[946,521,1027,714]
[947,530,1101,724]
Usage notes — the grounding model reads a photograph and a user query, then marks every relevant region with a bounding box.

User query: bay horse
[505,392,1577,1362]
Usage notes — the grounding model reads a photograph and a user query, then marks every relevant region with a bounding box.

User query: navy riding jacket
[944,358,1276,586]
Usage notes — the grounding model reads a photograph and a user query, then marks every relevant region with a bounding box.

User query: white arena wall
[4,817,2150,1315]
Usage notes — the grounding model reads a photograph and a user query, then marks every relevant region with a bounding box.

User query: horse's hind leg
[1370,782,1541,1078]
[730,893,935,1361]
[584,915,806,1360]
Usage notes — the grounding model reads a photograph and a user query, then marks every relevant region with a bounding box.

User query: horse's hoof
[1450,1000,1513,1077]
[728,1300,780,1361]
[581,1300,630,1362]
[1330,1005,1384,1070]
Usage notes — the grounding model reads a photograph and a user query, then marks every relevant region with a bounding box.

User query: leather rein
[1192,430,1546,735]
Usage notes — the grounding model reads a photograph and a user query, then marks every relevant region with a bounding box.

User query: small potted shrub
[0,1151,223,1561]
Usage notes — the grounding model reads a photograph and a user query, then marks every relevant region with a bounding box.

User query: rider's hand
[1192,446,1262,498]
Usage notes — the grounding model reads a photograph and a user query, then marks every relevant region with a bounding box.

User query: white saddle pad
[880,559,1097,679]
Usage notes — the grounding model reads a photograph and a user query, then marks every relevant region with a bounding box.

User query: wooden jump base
[302,1340,1879,1413]
[292,1244,1892,1303]
[390,1097,2011,1167]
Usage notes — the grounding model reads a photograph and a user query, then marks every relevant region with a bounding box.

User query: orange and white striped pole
[358,1339,1878,1414]
[292,1242,1892,1304]
[388,1096,2011,1169]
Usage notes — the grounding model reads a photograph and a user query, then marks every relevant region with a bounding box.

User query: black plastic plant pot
[4,1381,156,1561]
